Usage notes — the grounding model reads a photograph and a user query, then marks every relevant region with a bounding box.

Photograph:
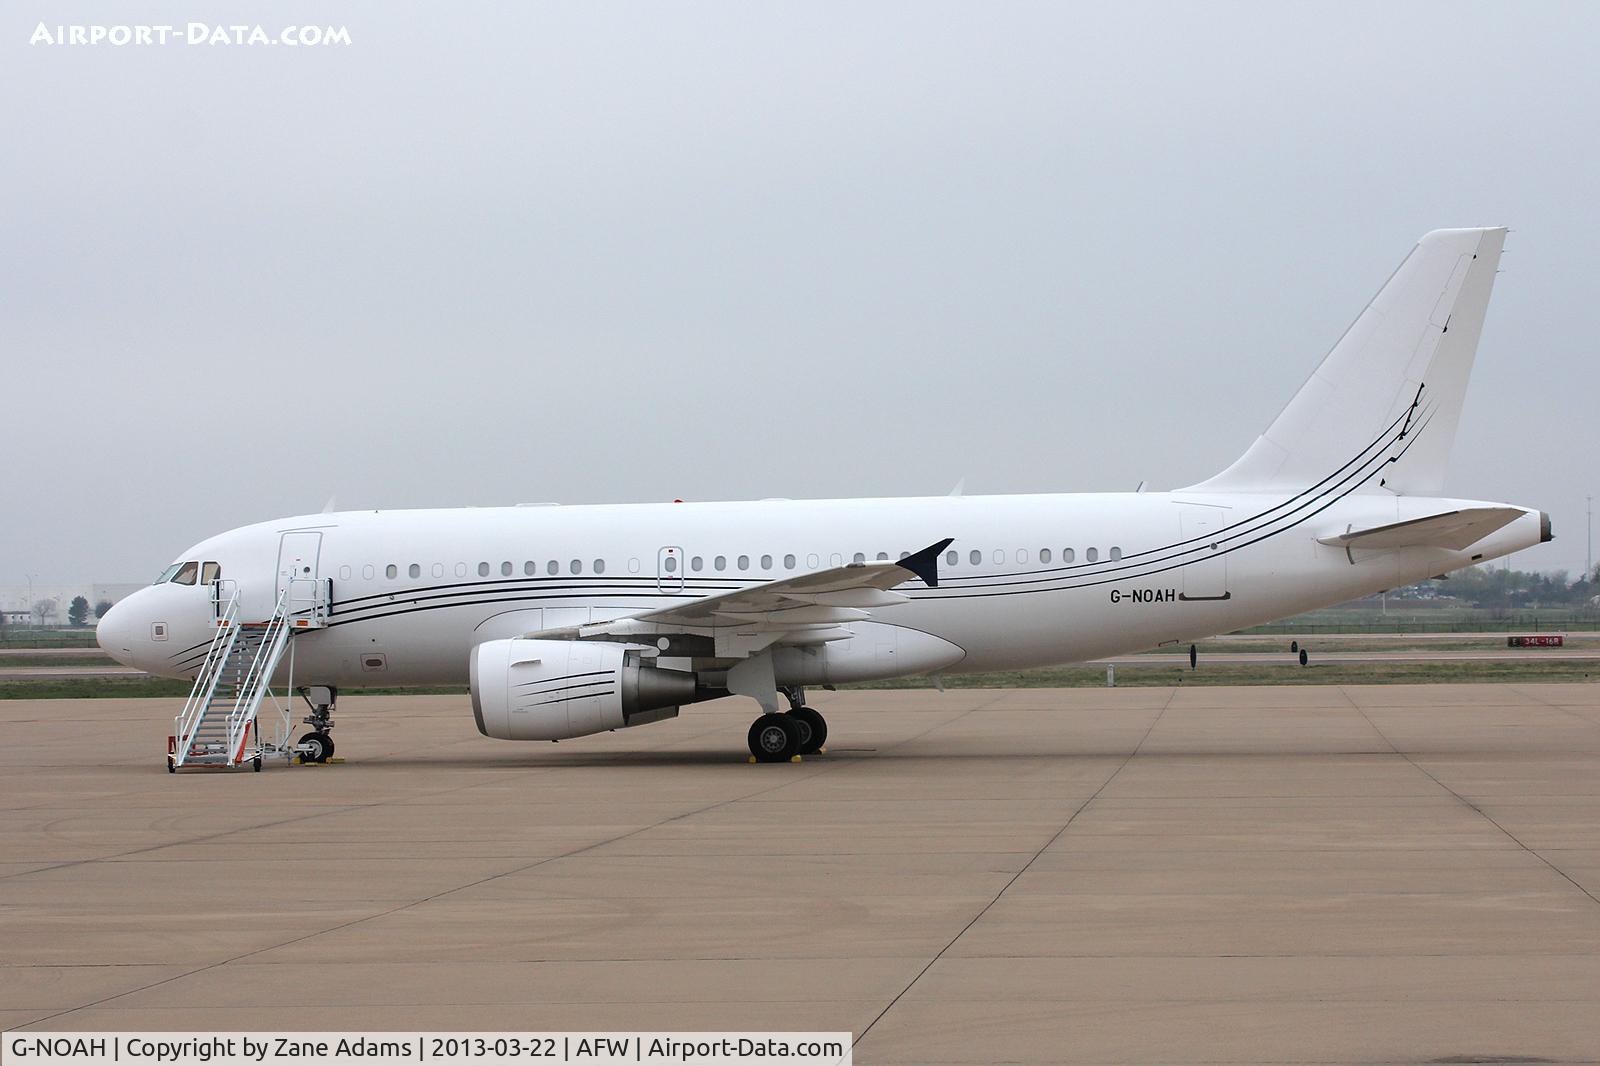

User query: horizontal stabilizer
[1317,507,1524,551]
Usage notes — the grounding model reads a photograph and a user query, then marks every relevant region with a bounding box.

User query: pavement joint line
[1339,687,1600,914]
[21,699,986,1028]
[0,767,530,883]
[1505,684,1600,729]
[853,687,1179,1051]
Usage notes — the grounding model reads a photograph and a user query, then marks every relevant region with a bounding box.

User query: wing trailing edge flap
[1317,507,1524,552]
[521,538,955,653]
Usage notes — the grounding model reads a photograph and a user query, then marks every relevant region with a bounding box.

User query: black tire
[1298,649,1309,667]
[747,715,801,763]
[167,758,176,774]
[787,706,827,755]
[1291,640,1299,653]
[252,756,263,772]
[299,731,332,764]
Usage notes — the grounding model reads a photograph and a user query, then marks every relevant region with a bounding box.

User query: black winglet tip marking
[898,537,955,588]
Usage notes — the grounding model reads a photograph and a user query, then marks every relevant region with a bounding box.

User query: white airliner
[100,227,1549,763]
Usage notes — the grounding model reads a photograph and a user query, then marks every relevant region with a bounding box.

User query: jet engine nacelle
[471,639,699,741]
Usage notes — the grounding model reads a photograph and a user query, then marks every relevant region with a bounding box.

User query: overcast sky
[4,1,1597,583]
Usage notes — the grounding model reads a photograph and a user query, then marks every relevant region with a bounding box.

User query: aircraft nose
[96,598,136,667]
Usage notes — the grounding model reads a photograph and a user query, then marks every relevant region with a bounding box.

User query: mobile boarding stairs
[168,578,328,772]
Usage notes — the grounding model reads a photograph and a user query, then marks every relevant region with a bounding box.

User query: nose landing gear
[296,685,337,764]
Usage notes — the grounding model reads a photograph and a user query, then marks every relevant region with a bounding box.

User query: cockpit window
[153,563,183,585]
[201,562,221,584]
[170,561,199,586]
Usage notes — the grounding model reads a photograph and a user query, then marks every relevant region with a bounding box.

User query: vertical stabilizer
[1188,228,1506,496]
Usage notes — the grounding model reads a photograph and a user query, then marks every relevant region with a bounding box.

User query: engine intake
[470,639,699,741]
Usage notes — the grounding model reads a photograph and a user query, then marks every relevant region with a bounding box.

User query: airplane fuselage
[100,490,1547,689]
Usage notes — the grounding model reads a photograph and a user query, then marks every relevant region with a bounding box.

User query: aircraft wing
[524,538,953,658]
[1317,507,1524,552]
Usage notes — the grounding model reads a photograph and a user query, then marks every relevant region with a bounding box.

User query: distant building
[0,583,144,626]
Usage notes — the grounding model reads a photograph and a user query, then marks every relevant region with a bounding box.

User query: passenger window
[433,563,445,578]
[170,561,199,586]
[875,552,888,561]
[1017,548,1029,564]
[547,560,559,575]
[714,555,727,571]
[993,549,1005,564]
[409,563,421,578]
[945,550,958,566]
[338,565,351,581]
[501,561,513,576]
[200,562,221,584]
[363,565,376,580]
[1087,547,1098,563]
[524,561,536,576]
[628,558,641,574]
[386,564,398,579]
[738,555,750,570]
[760,554,773,569]
[807,553,820,568]
[853,552,865,564]
[570,559,582,574]
[1063,548,1075,563]
[1110,546,1122,561]
[664,556,678,573]
[970,550,981,566]
[830,553,842,567]
[783,554,796,569]
[1040,548,1052,563]
[477,562,490,577]
[691,556,703,572]
[594,559,605,574]
[455,563,467,577]
[898,551,910,560]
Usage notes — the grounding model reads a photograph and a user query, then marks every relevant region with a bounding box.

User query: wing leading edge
[524,538,954,658]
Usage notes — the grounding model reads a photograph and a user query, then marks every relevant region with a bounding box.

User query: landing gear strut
[746,687,829,762]
[297,686,337,764]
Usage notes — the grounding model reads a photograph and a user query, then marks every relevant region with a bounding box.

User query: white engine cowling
[471,639,699,741]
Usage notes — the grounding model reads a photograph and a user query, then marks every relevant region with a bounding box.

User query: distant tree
[68,596,90,627]
[94,600,114,619]
[33,598,58,627]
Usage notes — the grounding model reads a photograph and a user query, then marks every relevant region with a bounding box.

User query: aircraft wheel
[748,715,801,763]
[1298,649,1309,667]
[299,731,333,764]
[787,706,827,755]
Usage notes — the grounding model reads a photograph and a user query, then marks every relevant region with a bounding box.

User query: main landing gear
[746,687,828,763]
[296,685,337,764]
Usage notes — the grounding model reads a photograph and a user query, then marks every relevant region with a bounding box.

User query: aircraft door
[1177,507,1231,601]
[657,546,684,593]
[276,531,324,614]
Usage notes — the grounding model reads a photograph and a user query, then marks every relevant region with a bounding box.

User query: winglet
[897,538,954,588]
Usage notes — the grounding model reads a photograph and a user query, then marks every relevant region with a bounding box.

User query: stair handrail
[173,588,242,767]
[224,588,294,764]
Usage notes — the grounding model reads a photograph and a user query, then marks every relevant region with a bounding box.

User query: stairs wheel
[252,755,263,772]
[167,757,176,774]
[298,731,333,764]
